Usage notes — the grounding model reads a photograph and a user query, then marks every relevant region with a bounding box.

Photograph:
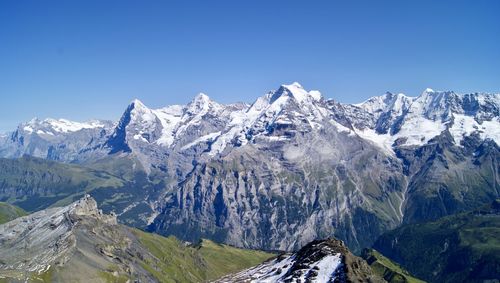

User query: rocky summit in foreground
[0,195,117,279]
[215,238,384,283]
[0,196,274,282]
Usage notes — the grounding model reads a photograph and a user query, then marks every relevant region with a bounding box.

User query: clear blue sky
[1,0,499,132]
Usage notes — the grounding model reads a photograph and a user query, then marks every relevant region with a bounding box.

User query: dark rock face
[105,102,134,154]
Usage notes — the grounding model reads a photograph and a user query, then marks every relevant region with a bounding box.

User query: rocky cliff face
[0,83,498,253]
[150,140,406,252]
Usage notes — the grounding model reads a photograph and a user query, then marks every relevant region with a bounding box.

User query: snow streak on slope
[152,105,184,146]
[214,238,380,283]
[181,131,221,150]
[450,114,500,145]
[216,253,342,283]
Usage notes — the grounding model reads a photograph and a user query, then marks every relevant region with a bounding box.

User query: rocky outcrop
[0,195,117,277]
[215,238,384,283]
[70,194,118,225]
[0,196,275,282]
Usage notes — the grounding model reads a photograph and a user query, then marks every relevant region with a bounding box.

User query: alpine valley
[0,83,498,281]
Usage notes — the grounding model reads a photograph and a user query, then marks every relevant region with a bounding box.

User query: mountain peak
[27,117,40,124]
[130,98,148,110]
[186,92,216,114]
[272,82,322,104]
[284,81,304,89]
[20,117,106,134]
[193,92,210,101]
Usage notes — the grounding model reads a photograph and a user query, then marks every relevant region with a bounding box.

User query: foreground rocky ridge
[0,195,122,280]
[216,238,384,283]
[0,83,498,252]
[0,196,274,282]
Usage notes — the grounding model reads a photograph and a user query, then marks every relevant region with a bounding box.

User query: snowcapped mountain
[3,83,497,163]
[0,83,498,252]
[22,118,108,134]
[106,83,498,159]
[106,93,242,152]
[0,118,113,161]
[345,87,500,152]
[104,83,330,159]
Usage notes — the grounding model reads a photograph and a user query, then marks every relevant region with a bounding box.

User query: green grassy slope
[0,216,274,283]
[0,156,163,229]
[132,229,275,282]
[400,136,499,225]
[0,156,124,212]
[374,200,500,283]
[362,249,425,283]
[0,202,26,224]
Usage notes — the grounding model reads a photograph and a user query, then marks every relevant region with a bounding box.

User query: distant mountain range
[0,83,498,253]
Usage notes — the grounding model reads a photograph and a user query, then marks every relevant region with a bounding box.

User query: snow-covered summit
[21,117,107,134]
[349,88,500,151]
[128,98,156,120]
[356,92,413,120]
[186,92,221,115]
[272,82,322,104]
[130,98,147,108]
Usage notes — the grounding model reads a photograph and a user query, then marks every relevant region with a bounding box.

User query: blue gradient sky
[1,0,499,132]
